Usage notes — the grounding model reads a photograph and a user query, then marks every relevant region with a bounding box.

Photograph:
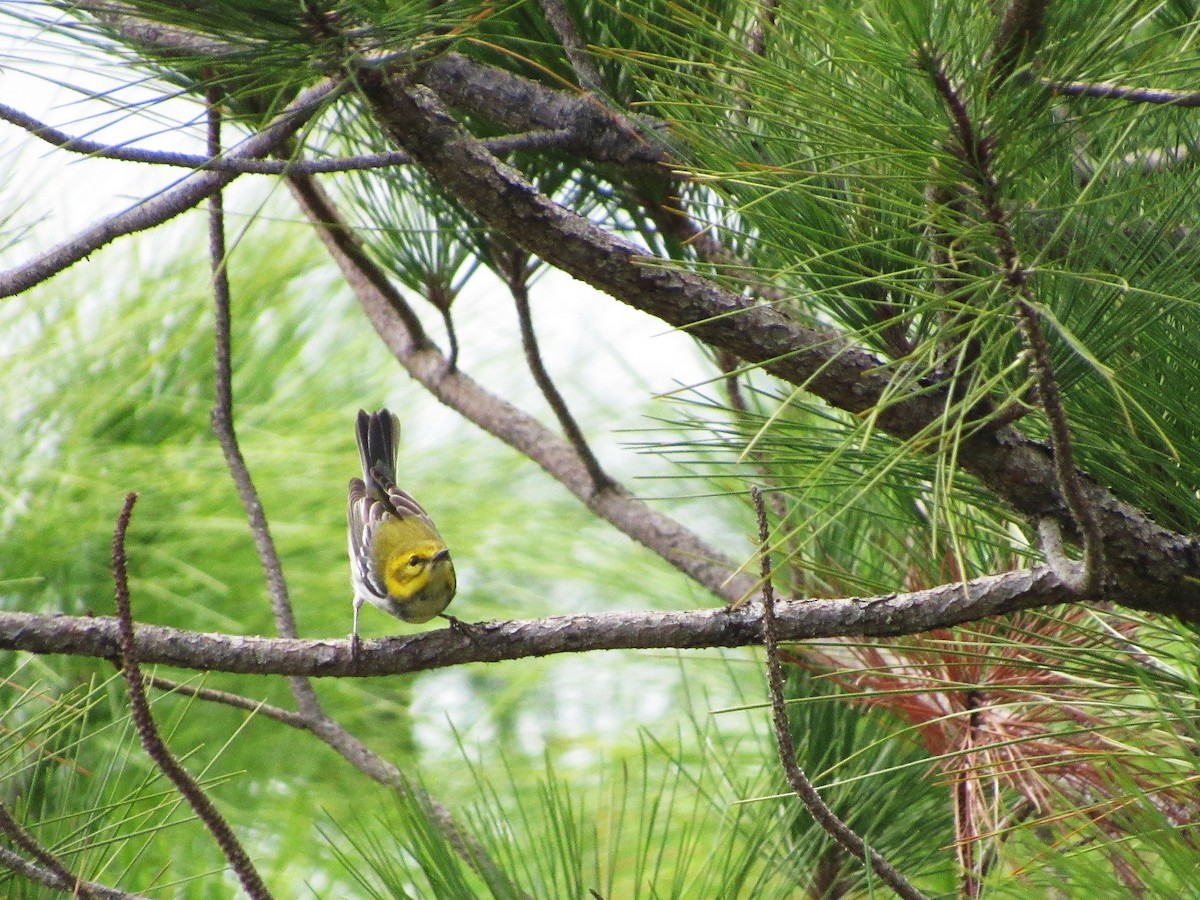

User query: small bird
[347,409,457,659]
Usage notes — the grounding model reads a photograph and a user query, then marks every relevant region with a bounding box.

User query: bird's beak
[432,548,451,563]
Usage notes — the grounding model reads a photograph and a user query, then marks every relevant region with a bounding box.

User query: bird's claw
[441,614,483,647]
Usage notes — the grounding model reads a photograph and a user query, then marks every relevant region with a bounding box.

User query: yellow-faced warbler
[347,409,457,656]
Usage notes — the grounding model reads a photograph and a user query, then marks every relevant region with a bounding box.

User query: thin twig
[111,493,273,900]
[753,487,929,900]
[535,0,604,94]
[503,249,611,493]
[954,689,985,899]
[1043,79,1200,107]
[425,283,460,373]
[0,800,99,899]
[204,92,322,717]
[0,102,574,173]
[717,351,805,597]
[1019,308,1106,595]
[140,677,523,895]
[0,844,144,900]
[922,46,1105,596]
[0,79,341,299]
[141,674,311,729]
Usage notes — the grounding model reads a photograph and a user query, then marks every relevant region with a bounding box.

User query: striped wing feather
[349,408,443,603]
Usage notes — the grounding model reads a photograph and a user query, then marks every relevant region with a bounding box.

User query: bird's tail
[356,408,400,496]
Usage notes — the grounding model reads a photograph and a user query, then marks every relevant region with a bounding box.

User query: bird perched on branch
[347,409,457,659]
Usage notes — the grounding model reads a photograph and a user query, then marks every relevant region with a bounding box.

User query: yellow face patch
[383,544,456,622]
[384,542,440,595]
[367,519,456,622]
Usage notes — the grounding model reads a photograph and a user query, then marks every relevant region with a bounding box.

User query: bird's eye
[407,555,421,567]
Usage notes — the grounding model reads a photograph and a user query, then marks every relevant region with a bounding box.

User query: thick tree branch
[0,566,1079,677]
[363,79,897,421]
[72,0,251,57]
[416,53,666,167]
[503,250,612,493]
[67,6,665,168]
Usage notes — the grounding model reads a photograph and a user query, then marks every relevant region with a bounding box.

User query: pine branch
[0,101,574,173]
[0,79,342,299]
[754,488,928,900]
[0,801,105,899]
[923,47,1106,596]
[502,249,612,494]
[111,493,273,900]
[0,565,1079,678]
[0,844,143,900]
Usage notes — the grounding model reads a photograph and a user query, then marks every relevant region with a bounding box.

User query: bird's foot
[440,614,484,648]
